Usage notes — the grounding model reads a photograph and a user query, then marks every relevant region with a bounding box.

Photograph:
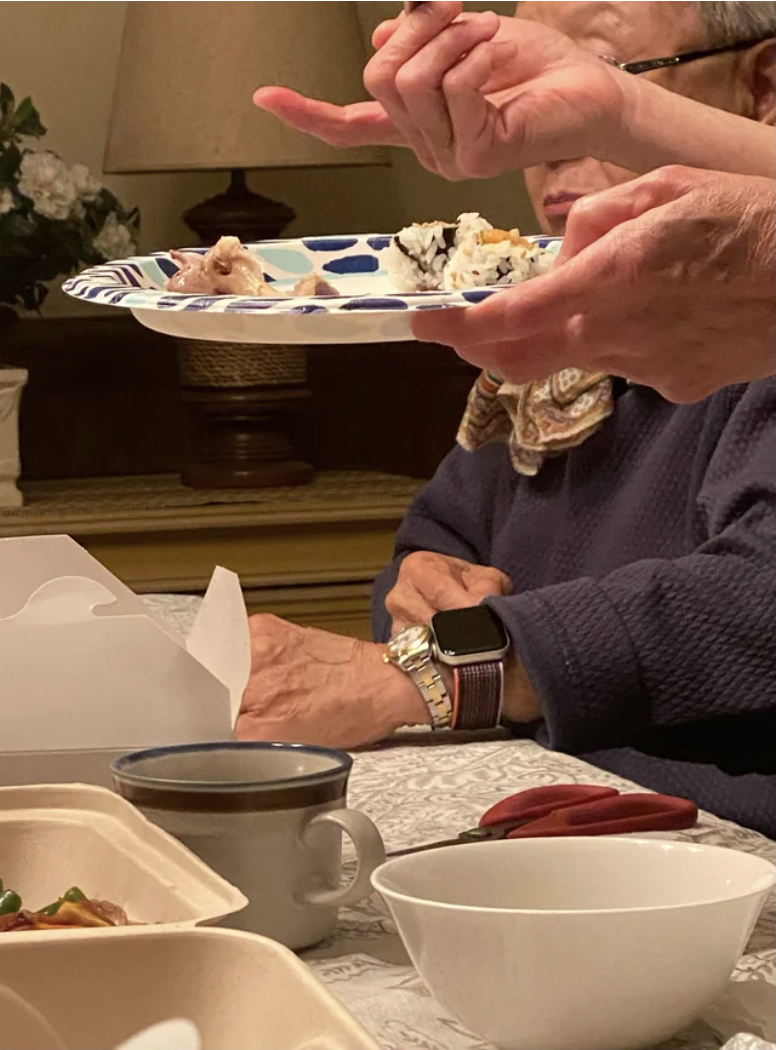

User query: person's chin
[535,213,567,237]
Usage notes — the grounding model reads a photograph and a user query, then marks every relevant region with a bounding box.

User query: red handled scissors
[388,784,698,858]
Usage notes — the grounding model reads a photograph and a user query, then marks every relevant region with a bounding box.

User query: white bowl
[372,837,775,1050]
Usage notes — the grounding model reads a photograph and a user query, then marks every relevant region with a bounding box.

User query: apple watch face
[431,606,508,659]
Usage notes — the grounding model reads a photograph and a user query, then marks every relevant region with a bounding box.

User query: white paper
[0,536,245,754]
[186,566,251,728]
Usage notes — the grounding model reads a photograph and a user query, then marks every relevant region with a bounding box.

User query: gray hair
[699,2,776,47]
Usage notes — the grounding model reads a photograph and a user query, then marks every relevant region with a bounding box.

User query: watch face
[431,606,508,659]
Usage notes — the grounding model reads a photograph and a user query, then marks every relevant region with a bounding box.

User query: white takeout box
[0,783,248,930]
[0,927,380,1050]
[0,535,251,788]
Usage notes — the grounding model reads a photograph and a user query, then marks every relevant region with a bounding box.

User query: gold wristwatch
[383,624,453,730]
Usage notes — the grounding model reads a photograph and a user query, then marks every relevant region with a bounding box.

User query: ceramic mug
[111,742,385,950]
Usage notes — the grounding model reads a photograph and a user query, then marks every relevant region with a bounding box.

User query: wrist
[360,641,432,733]
[501,654,543,724]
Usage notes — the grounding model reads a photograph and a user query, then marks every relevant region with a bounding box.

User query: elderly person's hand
[413,167,776,402]
[253,3,619,179]
[254,5,774,182]
[386,552,513,632]
[237,615,429,749]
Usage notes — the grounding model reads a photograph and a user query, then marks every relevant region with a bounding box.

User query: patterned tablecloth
[144,595,776,1050]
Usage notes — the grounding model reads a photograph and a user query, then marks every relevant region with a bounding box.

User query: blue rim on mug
[110,741,353,814]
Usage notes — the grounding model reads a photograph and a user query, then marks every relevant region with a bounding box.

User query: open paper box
[0,535,251,789]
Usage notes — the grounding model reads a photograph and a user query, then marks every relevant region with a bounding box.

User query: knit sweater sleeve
[488,379,776,753]
[371,444,509,642]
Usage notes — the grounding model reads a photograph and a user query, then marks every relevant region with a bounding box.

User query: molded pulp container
[0,926,380,1050]
[0,783,247,930]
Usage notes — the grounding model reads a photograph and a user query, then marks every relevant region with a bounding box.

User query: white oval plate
[62,234,562,346]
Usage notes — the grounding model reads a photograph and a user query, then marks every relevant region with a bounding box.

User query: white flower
[17,150,77,221]
[0,189,14,216]
[71,162,101,201]
[93,213,136,260]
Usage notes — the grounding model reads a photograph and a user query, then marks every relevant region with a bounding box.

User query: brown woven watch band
[453,661,504,731]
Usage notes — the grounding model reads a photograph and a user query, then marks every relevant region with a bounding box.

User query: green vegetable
[37,887,87,916]
[0,889,22,916]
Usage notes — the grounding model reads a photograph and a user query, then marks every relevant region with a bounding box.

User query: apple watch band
[452,661,504,731]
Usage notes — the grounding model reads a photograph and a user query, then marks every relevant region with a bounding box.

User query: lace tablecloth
[144,595,776,1050]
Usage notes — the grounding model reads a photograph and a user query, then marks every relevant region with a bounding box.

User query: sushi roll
[443,228,555,291]
[386,212,492,292]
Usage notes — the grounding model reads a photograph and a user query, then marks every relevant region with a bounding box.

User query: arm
[372,444,512,641]
[491,379,776,750]
[618,74,775,179]
[413,168,776,400]
[255,6,776,180]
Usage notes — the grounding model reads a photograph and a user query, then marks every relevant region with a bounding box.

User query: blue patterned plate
[63,234,562,345]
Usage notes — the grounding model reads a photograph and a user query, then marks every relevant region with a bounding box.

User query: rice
[386,212,492,292]
[443,228,555,291]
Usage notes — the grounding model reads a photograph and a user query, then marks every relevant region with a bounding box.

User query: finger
[394,14,500,158]
[364,2,463,109]
[364,2,463,172]
[557,171,690,264]
[385,581,438,627]
[424,571,477,611]
[372,17,401,51]
[440,41,516,177]
[463,566,514,600]
[252,88,402,148]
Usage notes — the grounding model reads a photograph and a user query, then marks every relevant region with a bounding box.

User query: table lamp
[104,1,387,489]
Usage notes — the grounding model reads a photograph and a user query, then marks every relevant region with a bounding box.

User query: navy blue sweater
[372,380,776,838]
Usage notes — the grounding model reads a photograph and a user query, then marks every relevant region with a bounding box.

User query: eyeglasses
[599,36,772,76]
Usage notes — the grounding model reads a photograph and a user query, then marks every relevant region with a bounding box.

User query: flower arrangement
[0,83,139,316]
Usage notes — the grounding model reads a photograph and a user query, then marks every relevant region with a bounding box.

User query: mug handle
[301,809,386,909]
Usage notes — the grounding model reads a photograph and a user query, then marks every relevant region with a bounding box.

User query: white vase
[0,366,28,509]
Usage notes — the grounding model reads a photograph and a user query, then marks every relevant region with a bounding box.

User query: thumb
[557,168,693,265]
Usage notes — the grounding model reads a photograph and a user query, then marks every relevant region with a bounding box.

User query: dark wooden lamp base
[177,169,314,490]
[180,386,314,489]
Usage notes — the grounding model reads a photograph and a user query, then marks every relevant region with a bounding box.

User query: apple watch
[429,606,510,731]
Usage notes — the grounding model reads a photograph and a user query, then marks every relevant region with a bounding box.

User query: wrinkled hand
[386,552,513,632]
[237,615,428,749]
[414,167,776,402]
[253,3,621,179]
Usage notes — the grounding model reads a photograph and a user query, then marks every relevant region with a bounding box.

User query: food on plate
[0,879,140,932]
[164,219,555,299]
[387,213,555,292]
[165,235,341,298]
[443,227,555,290]
[166,236,275,296]
[386,212,493,291]
[291,273,340,297]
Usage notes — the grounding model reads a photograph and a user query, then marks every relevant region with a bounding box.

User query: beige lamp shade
[105,1,387,173]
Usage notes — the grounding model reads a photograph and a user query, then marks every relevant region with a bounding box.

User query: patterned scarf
[457,369,614,476]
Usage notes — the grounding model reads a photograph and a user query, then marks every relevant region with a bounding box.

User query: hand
[413,167,776,402]
[253,4,622,179]
[237,615,429,750]
[386,551,513,632]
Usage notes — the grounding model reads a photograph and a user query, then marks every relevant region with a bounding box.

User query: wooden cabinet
[0,472,423,639]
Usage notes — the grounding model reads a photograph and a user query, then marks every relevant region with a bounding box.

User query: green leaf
[13,97,46,138]
[0,84,14,120]
[0,142,21,182]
